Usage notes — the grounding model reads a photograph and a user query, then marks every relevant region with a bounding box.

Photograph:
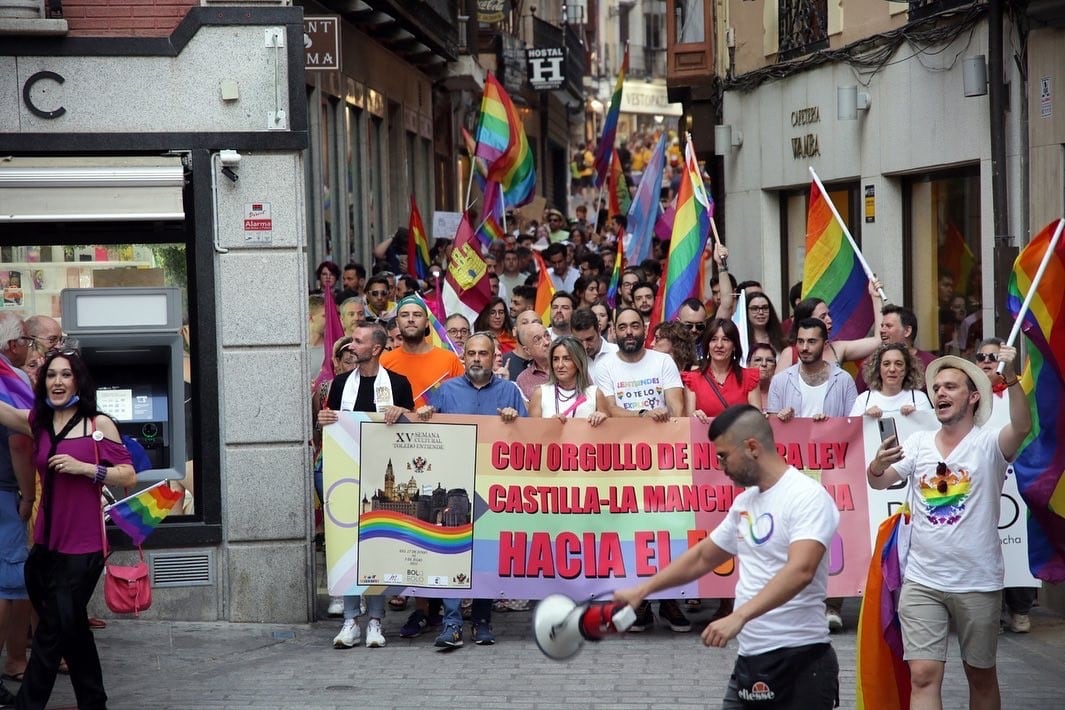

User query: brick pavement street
[23,599,1065,709]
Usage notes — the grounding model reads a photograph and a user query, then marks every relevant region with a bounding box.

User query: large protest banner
[323,413,871,599]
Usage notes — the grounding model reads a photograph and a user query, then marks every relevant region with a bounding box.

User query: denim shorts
[722,644,839,709]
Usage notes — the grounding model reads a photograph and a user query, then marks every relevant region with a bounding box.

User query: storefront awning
[0,156,185,222]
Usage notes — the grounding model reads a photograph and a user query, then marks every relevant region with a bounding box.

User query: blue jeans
[343,594,385,621]
[722,644,838,709]
[442,598,491,626]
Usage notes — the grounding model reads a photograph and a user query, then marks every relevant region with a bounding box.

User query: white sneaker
[1009,613,1031,633]
[327,596,344,617]
[333,619,360,648]
[365,618,386,648]
[826,608,843,632]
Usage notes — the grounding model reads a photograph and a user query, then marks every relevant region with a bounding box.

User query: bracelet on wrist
[868,463,884,478]
[93,464,107,484]
[1004,378,1020,388]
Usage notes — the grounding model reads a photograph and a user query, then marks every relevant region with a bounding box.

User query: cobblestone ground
[26,599,1065,709]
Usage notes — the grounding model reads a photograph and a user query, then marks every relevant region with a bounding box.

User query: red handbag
[94,422,152,616]
[104,549,152,616]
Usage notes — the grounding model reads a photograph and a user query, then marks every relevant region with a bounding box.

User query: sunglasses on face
[682,322,706,332]
[975,353,998,363]
[368,290,388,298]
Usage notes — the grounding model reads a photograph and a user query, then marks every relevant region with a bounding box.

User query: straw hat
[924,355,993,427]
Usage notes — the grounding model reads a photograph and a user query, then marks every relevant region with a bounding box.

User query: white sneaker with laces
[826,608,843,632]
[365,618,386,648]
[333,619,360,648]
[1009,613,1031,633]
[327,596,344,617]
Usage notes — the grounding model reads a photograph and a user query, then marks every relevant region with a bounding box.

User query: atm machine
[61,287,187,485]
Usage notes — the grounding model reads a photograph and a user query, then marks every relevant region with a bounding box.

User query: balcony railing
[777,0,828,61]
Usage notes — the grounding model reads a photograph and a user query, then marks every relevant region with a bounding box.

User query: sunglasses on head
[935,461,949,493]
[975,353,998,363]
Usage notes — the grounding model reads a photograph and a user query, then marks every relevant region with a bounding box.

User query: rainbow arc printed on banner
[1006,217,1065,583]
[359,510,472,555]
[105,481,185,546]
[801,182,874,341]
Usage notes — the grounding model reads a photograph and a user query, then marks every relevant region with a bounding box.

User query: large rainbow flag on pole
[801,177,874,340]
[105,481,185,546]
[1005,217,1065,583]
[473,73,536,207]
[407,195,431,280]
[662,136,712,321]
[593,45,628,188]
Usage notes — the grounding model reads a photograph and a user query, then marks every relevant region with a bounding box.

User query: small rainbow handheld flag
[605,235,624,308]
[407,195,432,280]
[1006,217,1065,583]
[105,481,184,546]
[802,181,873,340]
[531,249,556,327]
[0,358,33,409]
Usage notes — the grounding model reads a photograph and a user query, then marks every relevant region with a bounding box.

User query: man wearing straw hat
[867,347,1031,710]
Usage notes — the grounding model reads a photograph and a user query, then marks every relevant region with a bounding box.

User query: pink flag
[312,287,345,395]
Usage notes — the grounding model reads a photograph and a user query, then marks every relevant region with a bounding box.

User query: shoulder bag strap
[702,373,730,410]
[41,414,84,551]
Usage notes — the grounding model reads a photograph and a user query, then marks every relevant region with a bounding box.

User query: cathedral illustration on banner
[362,458,470,525]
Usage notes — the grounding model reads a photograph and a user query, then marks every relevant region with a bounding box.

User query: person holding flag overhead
[0,347,137,710]
[867,345,1031,710]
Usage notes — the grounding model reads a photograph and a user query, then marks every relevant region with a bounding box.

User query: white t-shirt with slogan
[893,425,1008,592]
[594,349,683,412]
[709,467,839,656]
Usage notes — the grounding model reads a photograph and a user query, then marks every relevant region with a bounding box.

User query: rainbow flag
[605,235,624,308]
[531,249,555,326]
[663,138,712,321]
[940,221,975,298]
[476,181,507,248]
[625,132,666,266]
[802,181,873,341]
[474,73,536,207]
[594,46,628,188]
[856,507,912,710]
[1006,217,1065,583]
[411,293,460,356]
[462,126,487,191]
[105,481,185,546]
[0,358,33,409]
[607,149,631,217]
[407,195,432,280]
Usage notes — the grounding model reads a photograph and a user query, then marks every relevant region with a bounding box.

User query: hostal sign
[791,106,820,159]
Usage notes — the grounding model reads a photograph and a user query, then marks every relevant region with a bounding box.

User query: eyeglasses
[681,322,706,332]
[447,327,470,337]
[748,305,771,313]
[368,290,389,298]
[975,353,998,363]
[935,461,949,494]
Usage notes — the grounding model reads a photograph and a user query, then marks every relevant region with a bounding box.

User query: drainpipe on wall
[988,0,1016,338]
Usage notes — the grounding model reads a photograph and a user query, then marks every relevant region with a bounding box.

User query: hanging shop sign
[527,47,566,91]
[477,0,507,25]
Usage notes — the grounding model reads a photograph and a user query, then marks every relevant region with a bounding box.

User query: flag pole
[499,184,507,236]
[464,160,477,211]
[997,217,1065,373]
[808,166,888,302]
